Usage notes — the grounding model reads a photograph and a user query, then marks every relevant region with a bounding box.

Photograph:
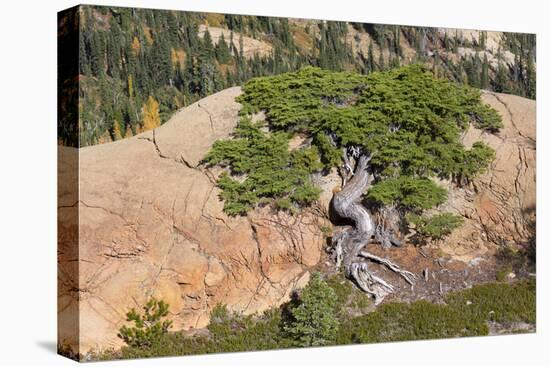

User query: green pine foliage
[406,212,464,239]
[118,298,173,349]
[283,273,340,347]
[366,177,447,210]
[209,65,500,234]
[238,64,502,135]
[336,279,535,344]
[204,117,322,215]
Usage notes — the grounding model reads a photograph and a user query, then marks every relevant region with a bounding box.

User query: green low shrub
[445,280,536,325]
[103,279,534,360]
[336,300,485,345]
[407,212,464,239]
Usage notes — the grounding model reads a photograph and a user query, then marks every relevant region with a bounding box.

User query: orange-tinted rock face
[436,92,535,261]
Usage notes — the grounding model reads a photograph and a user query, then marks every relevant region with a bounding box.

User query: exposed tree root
[360,252,417,286]
[349,262,395,302]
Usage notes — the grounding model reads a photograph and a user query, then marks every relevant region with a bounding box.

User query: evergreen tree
[89,31,104,77]
[284,273,339,347]
[394,26,402,57]
[151,34,172,86]
[481,53,489,89]
[207,66,502,297]
[78,28,90,75]
[236,33,246,81]
[199,59,217,96]
[433,50,440,78]
[494,62,509,93]
[202,29,214,59]
[479,31,486,50]
[465,54,481,88]
[416,28,427,59]
[215,33,231,64]
[166,11,179,44]
[106,20,122,78]
[452,30,459,53]
[367,41,375,72]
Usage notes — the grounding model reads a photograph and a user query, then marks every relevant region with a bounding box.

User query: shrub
[336,279,536,345]
[118,298,173,349]
[207,306,291,352]
[406,212,464,239]
[336,300,484,344]
[325,273,372,318]
[445,280,536,325]
[98,279,534,360]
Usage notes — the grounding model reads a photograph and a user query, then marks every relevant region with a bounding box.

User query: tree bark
[332,154,374,234]
[331,151,416,303]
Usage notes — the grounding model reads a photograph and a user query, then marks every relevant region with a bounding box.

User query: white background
[0,0,547,365]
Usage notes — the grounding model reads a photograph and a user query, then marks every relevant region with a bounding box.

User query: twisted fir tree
[205,64,501,301]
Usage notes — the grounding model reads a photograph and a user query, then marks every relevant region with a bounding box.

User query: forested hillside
[68,5,535,146]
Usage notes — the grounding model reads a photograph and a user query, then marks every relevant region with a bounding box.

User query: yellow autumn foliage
[131,36,141,56]
[142,25,154,44]
[142,96,161,131]
[170,48,178,69]
[205,13,224,27]
[113,119,123,140]
[128,74,134,99]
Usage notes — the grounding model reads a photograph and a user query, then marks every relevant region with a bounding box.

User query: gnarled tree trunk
[331,150,416,303]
